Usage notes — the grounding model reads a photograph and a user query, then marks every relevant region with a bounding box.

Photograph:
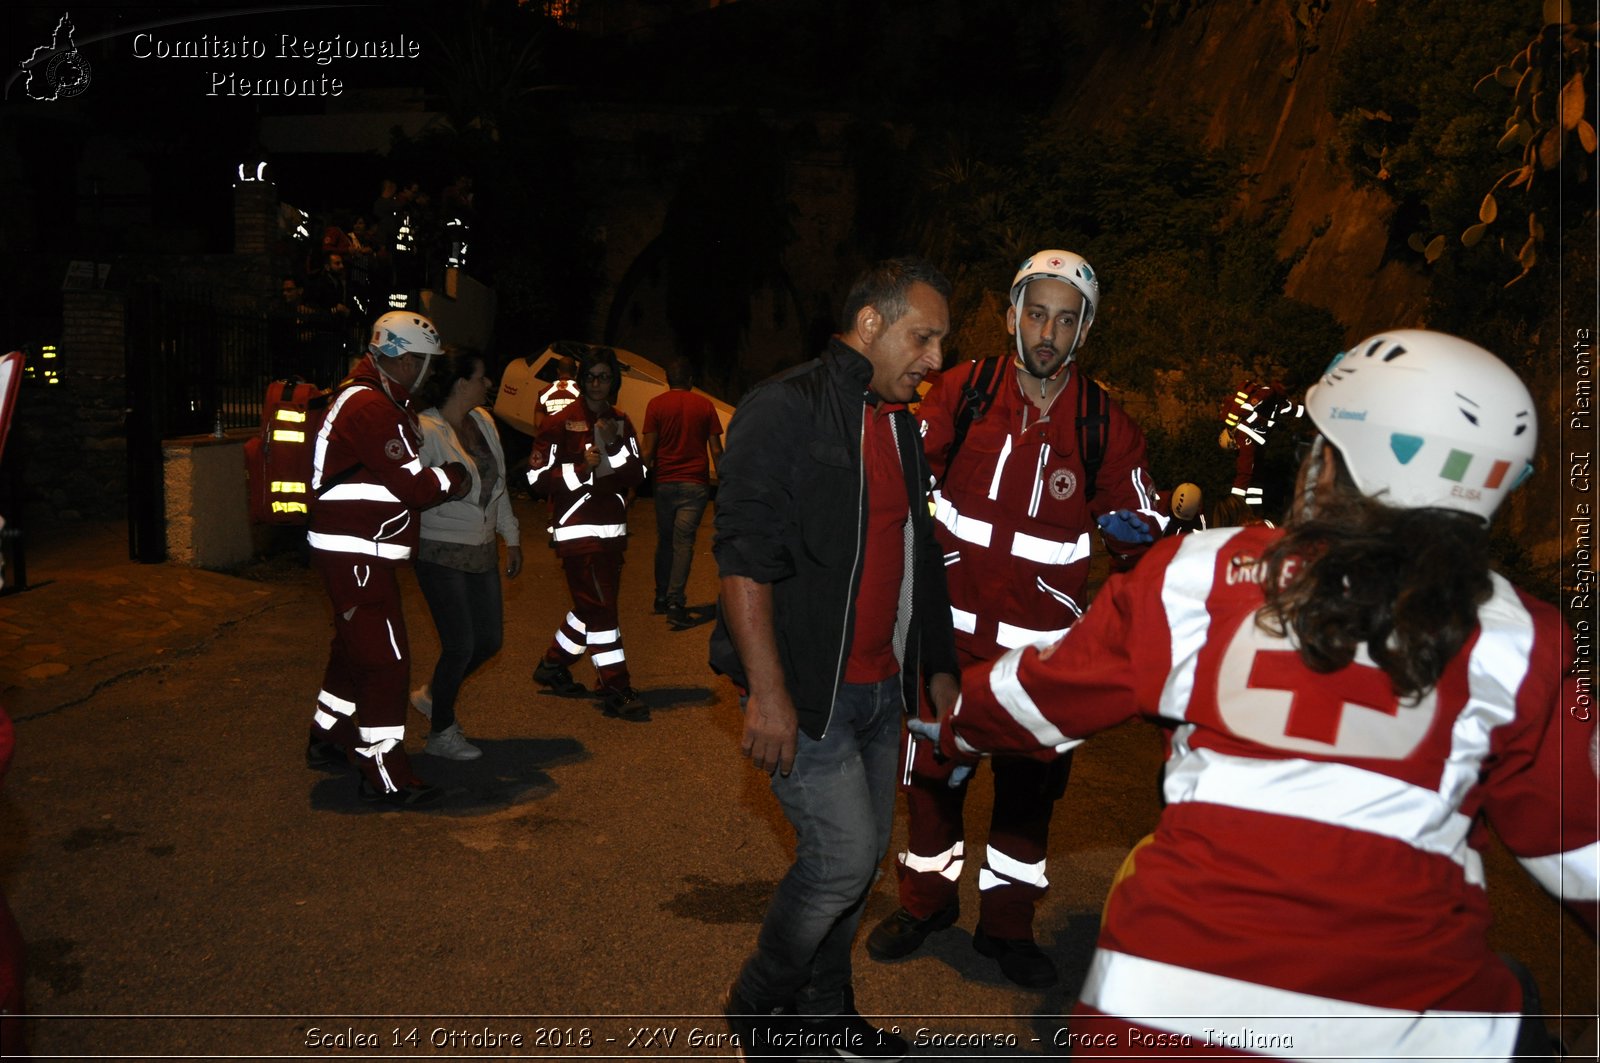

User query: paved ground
[0,499,1593,1060]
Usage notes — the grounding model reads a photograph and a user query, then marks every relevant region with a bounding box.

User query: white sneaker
[410,686,433,720]
[424,723,481,761]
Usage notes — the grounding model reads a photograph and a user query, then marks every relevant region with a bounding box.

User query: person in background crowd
[534,355,581,434]
[304,250,353,321]
[711,256,961,1062]
[320,212,354,257]
[868,250,1163,989]
[914,330,1595,1060]
[304,311,469,808]
[641,357,724,627]
[410,349,521,761]
[1219,378,1304,520]
[527,347,650,722]
[269,275,327,382]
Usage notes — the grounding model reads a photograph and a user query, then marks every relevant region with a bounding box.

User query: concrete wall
[161,432,254,570]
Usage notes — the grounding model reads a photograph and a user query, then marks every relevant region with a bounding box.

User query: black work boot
[865,903,959,961]
[532,658,589,697]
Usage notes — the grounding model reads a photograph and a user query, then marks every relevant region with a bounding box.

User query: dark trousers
[415,559,503,733]
[652,480,710,604]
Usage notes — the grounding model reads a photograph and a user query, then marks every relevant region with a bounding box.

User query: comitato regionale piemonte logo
[19,12,92,101]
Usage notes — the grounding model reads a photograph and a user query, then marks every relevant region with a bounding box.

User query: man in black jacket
[711,257,961,1062]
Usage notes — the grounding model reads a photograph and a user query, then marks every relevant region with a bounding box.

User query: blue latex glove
[906,718,973,788]
[1097,508,1154,544]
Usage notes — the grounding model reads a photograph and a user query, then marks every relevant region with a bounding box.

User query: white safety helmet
[1009,249,1099,368]
[1304,329,1536,521]
[369,311,443,359]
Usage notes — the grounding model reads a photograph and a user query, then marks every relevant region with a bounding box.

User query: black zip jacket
[710,338,959,739]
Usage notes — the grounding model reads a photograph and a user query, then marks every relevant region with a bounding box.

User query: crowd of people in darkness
[271,175,475,387]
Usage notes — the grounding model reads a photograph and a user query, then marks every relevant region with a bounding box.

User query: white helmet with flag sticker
[369,311,443,358]
[1305,329,1536,521]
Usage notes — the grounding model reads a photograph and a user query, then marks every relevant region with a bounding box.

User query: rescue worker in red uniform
[867,250,1164,987]
[534,353,581,433]
[916,330,1594,1059]
[1219,379,1303,519]
[305,311,469,808]
[527,347,650,722]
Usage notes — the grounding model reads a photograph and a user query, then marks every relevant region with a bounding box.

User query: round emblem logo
[384,438,405,462]
[1048,468,1077,501]
[48,50,92,99]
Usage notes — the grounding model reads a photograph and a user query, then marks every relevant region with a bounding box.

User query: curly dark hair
[1256,450,1492,701]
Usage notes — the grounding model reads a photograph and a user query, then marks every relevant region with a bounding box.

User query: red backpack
[243,379,335,525]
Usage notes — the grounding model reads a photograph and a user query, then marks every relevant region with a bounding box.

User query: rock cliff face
[1057,0,1430,344]
[1053,1,1569,574]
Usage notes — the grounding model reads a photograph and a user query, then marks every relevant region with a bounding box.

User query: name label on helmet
[1328,407,1368,421]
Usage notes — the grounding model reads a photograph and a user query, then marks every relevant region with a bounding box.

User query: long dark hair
[1256,450,1493,700]
[414,347,485,411]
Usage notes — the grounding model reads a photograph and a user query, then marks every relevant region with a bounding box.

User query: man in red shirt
[641,358,724,627]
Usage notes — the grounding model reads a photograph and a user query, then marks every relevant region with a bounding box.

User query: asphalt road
[0,497,1593,1060]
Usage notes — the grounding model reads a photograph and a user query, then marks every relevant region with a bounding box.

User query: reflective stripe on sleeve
[995,621,1071,650]
[1010,529,1090,566]
[987,646,1084,755]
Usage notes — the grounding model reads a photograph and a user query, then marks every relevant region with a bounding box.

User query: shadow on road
[307,736,588,816]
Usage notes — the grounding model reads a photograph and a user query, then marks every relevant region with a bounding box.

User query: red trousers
[545,549,631,691]
[311,553,425,792]
[896,725,1073,940]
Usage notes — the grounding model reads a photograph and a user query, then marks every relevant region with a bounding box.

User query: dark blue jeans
[735,674,903,1017]
[414,559,503,732]
[652,481,710,604]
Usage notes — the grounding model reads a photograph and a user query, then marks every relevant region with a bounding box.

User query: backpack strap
[938,357,1007,488]
[1076,375,1109,502]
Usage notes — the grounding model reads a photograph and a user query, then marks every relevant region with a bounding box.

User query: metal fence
[124,281,357,561]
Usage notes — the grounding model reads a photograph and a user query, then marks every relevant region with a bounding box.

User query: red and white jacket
[918,362,1162,662]
[527,399,644,556]
[306,354,466,563]
[943,525,1598,1059]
